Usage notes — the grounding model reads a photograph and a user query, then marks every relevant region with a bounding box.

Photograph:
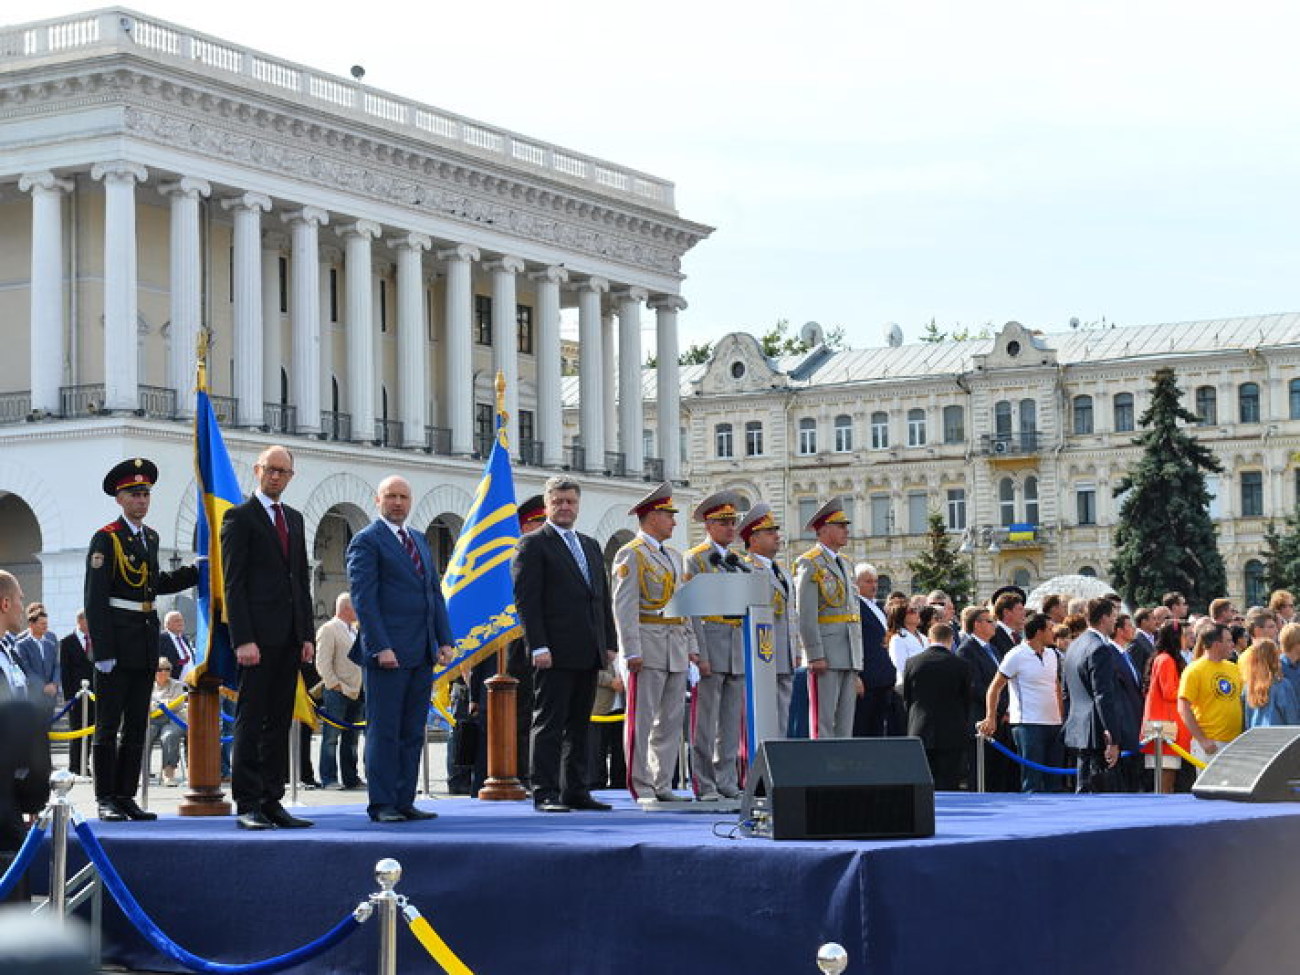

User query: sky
[29,0,1300,349]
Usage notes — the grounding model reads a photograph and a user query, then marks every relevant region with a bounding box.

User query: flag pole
[179,330,233,817]
[478,371,528,801]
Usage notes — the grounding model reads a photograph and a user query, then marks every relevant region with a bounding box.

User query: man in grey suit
[612,483,698,803]
[1062,597,1123,793]
[739,502,796,734]
[794,499,864,739]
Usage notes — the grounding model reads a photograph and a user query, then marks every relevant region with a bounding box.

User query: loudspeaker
[1193,727,1300,802]
[740,737,935,840]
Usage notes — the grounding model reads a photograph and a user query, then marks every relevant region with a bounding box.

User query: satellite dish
[1069,317,1080,330]
[350,65,366,80]
[800,321,824,347]
[885,322,903,347]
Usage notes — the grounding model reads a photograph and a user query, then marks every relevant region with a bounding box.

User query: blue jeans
[1011,723,1065,793]
[319,689,364,787]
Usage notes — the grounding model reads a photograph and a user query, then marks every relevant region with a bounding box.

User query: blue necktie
[564,530,590,585]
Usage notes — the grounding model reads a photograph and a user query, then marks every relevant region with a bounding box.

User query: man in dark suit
[989,588,1026,657]
[852,562,900,737]
[1128,607,1157,681]
[221,446,315,830]
[59,610,95,776]
[157,611,194,676]
[346,474,454,823]
[902,622,971,790]
[512,476,617,812]
[85,458,198,821]
[956,604,1017,791]
[1109,613,1145,792]
[1062,597,1123,793]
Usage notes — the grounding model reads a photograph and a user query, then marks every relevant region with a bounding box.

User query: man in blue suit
[346,475,454,823]
[1062,597,1123,793]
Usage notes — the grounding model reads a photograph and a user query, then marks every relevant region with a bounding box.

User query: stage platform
[53,790,1300,974]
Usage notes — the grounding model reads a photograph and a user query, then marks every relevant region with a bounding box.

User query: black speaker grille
[803,785,917,838]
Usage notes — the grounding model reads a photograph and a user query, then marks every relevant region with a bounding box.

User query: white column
[391,232,431,447]
[438,244,480,456]
[487,256,526,454]
[261,232,286,411]
[340,220,380,441]
[614,287,648,475]
[529,265,568,467]
[220,192,271,428]
[159,177,209,418]
[91,162,148,412]
[650,295,687,482]
[19,171,74,416]
[319,245,340,423]
[576,276,608,470]
[284,207,328,435]
[601,310,618,458]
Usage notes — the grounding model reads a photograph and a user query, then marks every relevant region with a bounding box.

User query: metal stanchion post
[140,718,155,810]
[49,769,75,920]
[421,717,431,797]
[373,858,403,975]
[976,733,987,793]
[816,942,849,974]
[1153,735,1165,795]
[79,680,91,780]
[289,721,301,807]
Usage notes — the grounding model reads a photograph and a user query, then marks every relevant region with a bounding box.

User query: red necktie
[272,503,289,559]
[398,527,424,576]
[84,634,92,658]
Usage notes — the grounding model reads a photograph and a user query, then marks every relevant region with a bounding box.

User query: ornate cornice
[0,63,710,279]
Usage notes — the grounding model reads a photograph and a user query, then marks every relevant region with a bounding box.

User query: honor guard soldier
[85,459,198,821]
[683,490,748,801]
[794,498,863,738]
[611,482,698,803]
[738,502,797,733]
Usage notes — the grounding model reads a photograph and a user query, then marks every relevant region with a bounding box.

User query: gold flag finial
[196,328,211,392]
[494,371,508,448]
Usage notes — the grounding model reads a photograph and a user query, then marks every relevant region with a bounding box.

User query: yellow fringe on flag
[403,904,473,975]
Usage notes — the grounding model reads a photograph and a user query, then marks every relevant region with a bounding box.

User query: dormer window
[730,361,746,379]
[1006,340,1021,357]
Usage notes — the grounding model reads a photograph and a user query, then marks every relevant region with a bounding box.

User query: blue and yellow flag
[436,376,522,686]
[191,339,241,686]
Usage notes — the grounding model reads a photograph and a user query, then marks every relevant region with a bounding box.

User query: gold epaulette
[796,546,822,564]
[626,537,646,551]
[686,541,711,556]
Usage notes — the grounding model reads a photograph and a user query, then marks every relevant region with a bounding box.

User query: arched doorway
[0,492,41,604]
[425,513,464,576]
[603,530,635,573]
[312,503,369,625]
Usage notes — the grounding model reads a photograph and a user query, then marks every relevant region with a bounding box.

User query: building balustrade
[564,444,586,472]
[0,391,31,424]
[374,418,403,448]
[263,402,297,435]
[320,410,351,442]
[605,451,627,478]
[518,438,543,467]
[643,456,664,482]
[425,426,452,456]
[980,431,1041,457]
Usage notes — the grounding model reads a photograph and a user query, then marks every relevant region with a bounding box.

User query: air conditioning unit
[993,440,1009,455]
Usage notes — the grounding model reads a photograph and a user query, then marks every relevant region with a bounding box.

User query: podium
[666,571,782,761]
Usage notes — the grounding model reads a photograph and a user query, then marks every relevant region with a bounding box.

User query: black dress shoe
[370,808,408,823]
[116,798,158,821]
[398,806,438,821]
[564,795,612,811]
[236,810,276,830]
[262,802,313,828]
[533,798,571,813]
[97,799,128,822]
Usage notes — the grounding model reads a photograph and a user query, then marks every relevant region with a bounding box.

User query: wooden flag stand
[477,647,528,800]
[179,674,232,816]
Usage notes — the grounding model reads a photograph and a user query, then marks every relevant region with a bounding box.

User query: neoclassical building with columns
[0,9,710,630]
[574,316,1300,607]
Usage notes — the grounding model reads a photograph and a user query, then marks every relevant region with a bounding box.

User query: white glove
[95,659,115,674]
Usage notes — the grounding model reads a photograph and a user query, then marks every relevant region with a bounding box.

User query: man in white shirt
[315,593,364,790]
[978,613,1064,792]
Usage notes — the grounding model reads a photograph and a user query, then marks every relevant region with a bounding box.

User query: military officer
[683,490,748,801]
[794,498,863,738]
[611,482,698,803]
[85,458,198,821]
[739,502,797,733]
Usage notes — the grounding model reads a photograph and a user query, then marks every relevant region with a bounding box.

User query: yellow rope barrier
[590,714,625,724]
[403,904,473,975]
[49,693,190,741]
[1163,740,1208,769]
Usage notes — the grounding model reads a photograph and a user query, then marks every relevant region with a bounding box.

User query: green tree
[1109,367,1226,612]
[758,319,848,358]
[906,513,974,608]
[1263,512,1300,593]
[919,318,946,343]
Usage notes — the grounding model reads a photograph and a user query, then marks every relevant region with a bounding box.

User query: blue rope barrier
[0,823,46,901]
[72,820,363,974]
[983,736,1138,777]
[49,696,80,725]
[159,703,233,744]
[310,700,366,732]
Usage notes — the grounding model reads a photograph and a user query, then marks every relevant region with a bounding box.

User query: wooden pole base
[477,663,528,801]
[179,674,232,817]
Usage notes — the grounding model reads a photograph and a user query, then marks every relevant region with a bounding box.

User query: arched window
[715,422,734,458]
[1113,392,1134,433]
[999,477,1016,527]
[834,414,853,452]
[1245,559,1267,607]
[1073,395,1094,435]
[1019,398,1037,433]
[1024,476,1039,525]
[907,408,926,447]
[994,400,1013,440]
[871,412,889,450]
[1291,378,1300,420]
[798,417,817,454]
[1079,566,1097,578]
[1195,385,1217,426]
[1013,568,1031,590]
[1239,382,1261,423]
[744,421,763,456]
[943,405,965,444]
[876,574,893,601]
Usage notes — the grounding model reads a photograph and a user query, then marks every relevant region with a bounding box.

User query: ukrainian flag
[436,386,522,686]
[191,349,241,686]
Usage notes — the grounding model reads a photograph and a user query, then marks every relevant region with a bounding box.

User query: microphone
[708,550,725,570]
[724,552,751,573]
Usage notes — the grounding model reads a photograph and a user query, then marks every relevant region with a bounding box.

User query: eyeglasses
[261,466,294,477]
